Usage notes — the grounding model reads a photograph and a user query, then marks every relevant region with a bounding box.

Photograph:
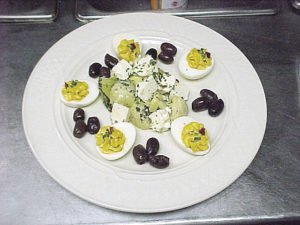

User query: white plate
[22,13,267,213]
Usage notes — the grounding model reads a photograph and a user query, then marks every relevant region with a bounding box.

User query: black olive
[161,42,177,57]
[192,97,209,112]
[133,145,148,165]
[99,66,111,78]
[146,137,159,156]
[145,48,157,60]
[149,155,169,169]
[73,120,87,138]
[208,99,224,117]
[89,63,102,78]
[104,54,118,69]
[87,117,100,134]
[200,89,218,105]
[73,108,85,122]
[158,52,174,64]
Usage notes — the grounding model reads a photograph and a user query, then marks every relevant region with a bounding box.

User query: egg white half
[112,33,142,56]
[60,80,99,108]
[171,116,210,156]
[97,122,136,161]
[178,50,214,80]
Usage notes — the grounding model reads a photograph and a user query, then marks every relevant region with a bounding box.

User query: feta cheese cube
[149,108,171,132]
[158,72,176,93]
[111,103,129,124]
[111,59,132,80]
[170,81,190,100]
[132,55,158,77]
[136,76,158,102]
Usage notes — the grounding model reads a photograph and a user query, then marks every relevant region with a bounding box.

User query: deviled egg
[95,122,136,161]
[113,33,142,62]
[60,80,99,108]
[178,48,214,80]
[171,116,210,156]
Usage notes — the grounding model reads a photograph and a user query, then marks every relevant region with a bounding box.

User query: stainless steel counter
[0,1,299,224]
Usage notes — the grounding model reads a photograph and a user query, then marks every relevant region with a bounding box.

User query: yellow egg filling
[186,48,212,70]
[117,39,141,62]
[62,80,89,101]
[96,126,126,154]
[181,122,209,152]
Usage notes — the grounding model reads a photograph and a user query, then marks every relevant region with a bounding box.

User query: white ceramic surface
[22,13,267,213]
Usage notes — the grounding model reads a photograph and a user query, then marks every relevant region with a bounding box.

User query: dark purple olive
[158,52,174,64]
[192,97,209,112]
[146,137,159,156]
[99,66,111,78]
[200,89,218,105]
[161,42,177,57]
[87,117,100,134]
[89,62,102,78]
[208,99,224,117]
[133,145,148,165]
[149,155,169,169]
[73,108,85,122]
[104,54,118,69]
[73,120,86,138]
[145,48,157,60]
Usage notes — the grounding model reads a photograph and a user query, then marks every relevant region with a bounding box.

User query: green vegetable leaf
[99,87,112,112]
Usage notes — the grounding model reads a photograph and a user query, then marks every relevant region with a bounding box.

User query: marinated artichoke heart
[109,81,135,108]
[169,95,188,121]
[129,102,151,130]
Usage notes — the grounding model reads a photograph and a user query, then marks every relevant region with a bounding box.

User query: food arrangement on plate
[60,33,224,167]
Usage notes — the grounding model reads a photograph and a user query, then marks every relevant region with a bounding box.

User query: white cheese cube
[136,76,158,102]
[111,59,132,80]
[111,103,129,124]
[149,108,171,132]
[158,73,176,93]
[170,81,190,100]
[132,55,158,77]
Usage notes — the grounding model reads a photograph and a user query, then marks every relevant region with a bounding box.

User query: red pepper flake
[109,127,114,135]
[199,128,206,135]
[206,52,211,58]
[129,43,136,50]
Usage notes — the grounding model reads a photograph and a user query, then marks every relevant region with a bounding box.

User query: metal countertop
[0,1,299,224]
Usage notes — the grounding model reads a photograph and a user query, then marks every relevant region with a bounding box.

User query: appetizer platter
[22,13,267,213]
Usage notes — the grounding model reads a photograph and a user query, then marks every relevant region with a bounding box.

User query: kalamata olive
[133,145,148,165]
[105,54,118,69]
[73,120,87,138]
[149,155,169,169]
[146,137,159,156]
[208,99,224,117]
[145,48,157,60]
[99,66,111,78]
[87,117,100,134]
[158,52,174,64]
[192,97,209,112]
[73,108,85,121]
[89,62,102,78]
[161,42,177,57]
[200,89,218,105]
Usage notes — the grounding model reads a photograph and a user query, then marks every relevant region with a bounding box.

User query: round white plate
[22,13,267,213]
